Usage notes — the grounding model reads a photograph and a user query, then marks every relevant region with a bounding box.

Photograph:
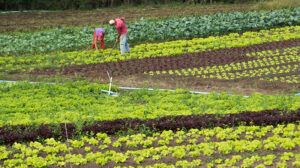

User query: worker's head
[109,20,115,25]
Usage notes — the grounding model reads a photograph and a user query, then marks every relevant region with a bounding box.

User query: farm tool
[108,41,128,60]
[108,41,118,57]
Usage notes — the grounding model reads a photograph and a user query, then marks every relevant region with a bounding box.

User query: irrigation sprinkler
[107,70,113,96]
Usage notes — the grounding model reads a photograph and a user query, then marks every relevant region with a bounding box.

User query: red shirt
[115,18,127,35]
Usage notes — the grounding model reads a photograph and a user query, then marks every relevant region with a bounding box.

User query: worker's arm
[94,33,102,51]
[120,17,125,23]
[95,39,99,51]
[98,33,103,41]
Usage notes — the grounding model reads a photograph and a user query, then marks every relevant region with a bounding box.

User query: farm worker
[91,28,106,51]
[109,17,130,54]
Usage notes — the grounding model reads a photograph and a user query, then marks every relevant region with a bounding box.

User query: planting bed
[0,4,253,32]
[1,108,300,145]
[1,122,300,167]
[1,82,299,128]
[27,28,299,94]
[52,39,300,77]
[25,26,299,74]
[145,45,300,82]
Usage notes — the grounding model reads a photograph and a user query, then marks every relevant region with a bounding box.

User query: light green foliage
[0,82,299,127]
[1,123,300,167]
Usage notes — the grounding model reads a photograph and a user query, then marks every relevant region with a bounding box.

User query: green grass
[256,0,300,10]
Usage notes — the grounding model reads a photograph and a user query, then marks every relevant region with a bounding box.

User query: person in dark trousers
[91,28,106,51]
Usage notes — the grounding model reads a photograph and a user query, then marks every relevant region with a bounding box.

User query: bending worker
[91,28,105,51]
[109,17,130,54]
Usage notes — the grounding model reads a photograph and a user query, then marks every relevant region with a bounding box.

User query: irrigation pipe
[119,86,300,97]
[119,86,249,98]
[0,80,55,85]
[0,80,299,97]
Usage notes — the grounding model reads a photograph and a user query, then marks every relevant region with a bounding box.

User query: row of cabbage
[1,8,300,56]
[146,46,300,84]
[1,26,299,73]
[1,123,300,167]
[0,81,299,127]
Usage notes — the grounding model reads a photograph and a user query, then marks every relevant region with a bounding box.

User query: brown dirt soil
[0,4,254,32]
[15,71,299,95]
[101,74,300,96]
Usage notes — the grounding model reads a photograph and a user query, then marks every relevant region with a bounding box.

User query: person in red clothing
[91,28,106,51]
[109,17,130,54]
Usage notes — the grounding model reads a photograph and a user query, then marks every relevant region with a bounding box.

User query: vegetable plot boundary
[1,80,299,96]
[1,108,300,145]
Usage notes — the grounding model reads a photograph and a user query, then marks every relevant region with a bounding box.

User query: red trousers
[91,31,105,50]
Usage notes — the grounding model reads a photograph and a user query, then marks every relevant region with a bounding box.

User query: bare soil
[9,71,299,95]
[101,74,300,96]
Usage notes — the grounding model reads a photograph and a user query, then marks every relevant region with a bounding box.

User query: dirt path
[98,74,299,96]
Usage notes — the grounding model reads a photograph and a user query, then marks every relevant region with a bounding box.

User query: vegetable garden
[0,4,300,168]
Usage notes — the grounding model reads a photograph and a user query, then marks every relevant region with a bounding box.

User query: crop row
[3,152,300,168]
[1,123,300,167]
[148,64,299,82]
[261,75,300,84]
[1,8,300,56]
[49,38,299,81]
[1,108,300,145]
[1,25,298,74]
[1,82,299,127]
[145,46,300,83]
[25,26,300,75]
[121,152,300,168]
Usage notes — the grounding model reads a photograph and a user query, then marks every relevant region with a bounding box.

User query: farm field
[0,4,254,32]
[0,3,300,168]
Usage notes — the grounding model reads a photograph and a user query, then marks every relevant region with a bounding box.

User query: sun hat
[109,20,115,25]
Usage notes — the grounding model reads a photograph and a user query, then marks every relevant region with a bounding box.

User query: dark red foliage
[38,124,54,139]
[60,123,76,139]
[0,108,299,145]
